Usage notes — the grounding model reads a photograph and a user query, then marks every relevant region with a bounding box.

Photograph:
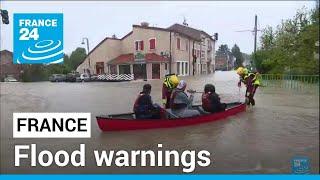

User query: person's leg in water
[245,88,250,105]
[250,85,259,106]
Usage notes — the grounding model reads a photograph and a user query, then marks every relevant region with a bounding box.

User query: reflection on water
[0,71,319,173]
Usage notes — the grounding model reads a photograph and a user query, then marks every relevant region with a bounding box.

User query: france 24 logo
[13,13,63,64]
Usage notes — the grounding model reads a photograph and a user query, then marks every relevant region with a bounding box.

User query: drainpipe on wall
[192,41,195,76]
[200,40,202,75]
[188,39,190,76]
[169,31,172,74]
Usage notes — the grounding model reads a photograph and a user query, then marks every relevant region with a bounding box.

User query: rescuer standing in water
[236,67,261,106]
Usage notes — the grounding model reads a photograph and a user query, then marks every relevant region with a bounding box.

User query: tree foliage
[231,44,244,69]
[253,6,319,75]
[21,47,87,82]
[217,44,230,54]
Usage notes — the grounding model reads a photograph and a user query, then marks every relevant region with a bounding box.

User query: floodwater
[0,71,319,174]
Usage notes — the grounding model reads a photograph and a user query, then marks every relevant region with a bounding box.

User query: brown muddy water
[0,71,319,174]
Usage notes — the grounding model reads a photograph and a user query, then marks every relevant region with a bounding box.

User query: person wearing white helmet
[169,80,200,118]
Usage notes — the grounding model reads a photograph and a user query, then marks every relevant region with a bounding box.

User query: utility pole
[253,14,258,71]
[81,37,91,74]
[254,15,257,55]
[235,15,260,70]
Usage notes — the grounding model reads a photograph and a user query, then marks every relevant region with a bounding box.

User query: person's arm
[181,92,193,109]
[162,83,167,106]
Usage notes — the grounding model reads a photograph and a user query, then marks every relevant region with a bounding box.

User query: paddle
[154,103,180,119]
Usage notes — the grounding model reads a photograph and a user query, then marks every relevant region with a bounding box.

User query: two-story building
[215,51,235,71]
[76,23,217,79]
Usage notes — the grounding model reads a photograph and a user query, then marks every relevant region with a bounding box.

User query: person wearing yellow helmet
[236,67,261,106]
[162,74,180,108]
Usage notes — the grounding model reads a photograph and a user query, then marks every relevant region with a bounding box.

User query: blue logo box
[291,156,311,174]
[13,13,63,64]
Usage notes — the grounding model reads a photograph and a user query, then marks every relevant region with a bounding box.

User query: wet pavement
[0,71,319,174]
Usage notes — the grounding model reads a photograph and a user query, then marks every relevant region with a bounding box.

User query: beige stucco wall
[76,25,216,76]
[129,27,171,56]
[77,39,121,74]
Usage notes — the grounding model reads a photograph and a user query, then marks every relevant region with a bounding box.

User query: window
[177,38,180,50]
[165,63,168,70]
[149,38,156,50]
[177,62,188,76]
[181,63,184,75]
[201,50,205,58]
[135,40,144,51]
[185,62,188,75]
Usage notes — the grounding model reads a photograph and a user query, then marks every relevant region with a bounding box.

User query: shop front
[107,53,168,80]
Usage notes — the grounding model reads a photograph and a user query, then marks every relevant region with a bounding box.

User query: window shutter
[150,39,155,49]
[135,41,139,51]
[140,41,144,50]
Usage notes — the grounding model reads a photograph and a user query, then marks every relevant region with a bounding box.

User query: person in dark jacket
[202,84,226,113]
[133,84,160,119]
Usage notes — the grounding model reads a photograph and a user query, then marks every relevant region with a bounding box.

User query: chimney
[141,22,149,27]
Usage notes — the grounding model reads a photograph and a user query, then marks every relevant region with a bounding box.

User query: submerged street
[0,71,319,173]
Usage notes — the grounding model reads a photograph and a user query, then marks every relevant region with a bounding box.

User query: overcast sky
[0,1,316,54]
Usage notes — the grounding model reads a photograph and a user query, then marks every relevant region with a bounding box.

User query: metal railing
[260,74,319,92]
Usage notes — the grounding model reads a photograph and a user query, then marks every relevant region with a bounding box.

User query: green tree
[217,44,230,54]
[253,6,319,75]
[21,47,87,82]
[231,44,243,69]
[68,47,87,70]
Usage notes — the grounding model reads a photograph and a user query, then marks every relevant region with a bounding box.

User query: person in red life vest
[133,84,160,119]
[170,80,200,118]
[201,84,226,113]
[162,74,180,109]
[244,73,257,106]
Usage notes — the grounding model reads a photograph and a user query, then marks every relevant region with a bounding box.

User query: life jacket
[163,76,174,89]
[202,92,212,112]
[133,92,150,114]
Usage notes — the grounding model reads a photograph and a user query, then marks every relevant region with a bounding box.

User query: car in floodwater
[90,74,98,81]
[49,74,66,82]
[78,73,90,82]
[66,72,80,82]
[4,75,18,82]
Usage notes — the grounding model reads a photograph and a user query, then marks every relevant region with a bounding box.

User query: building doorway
[152,63,160,79]
[109,65,117,74]
[133,64,146,79]
[119,65,131,74]
[96,62,104,74]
